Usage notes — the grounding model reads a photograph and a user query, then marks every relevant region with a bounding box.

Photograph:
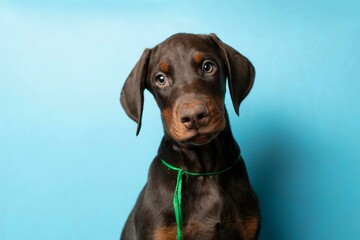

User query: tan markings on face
[162,97,226,144]
[161,107,173,128]
[213,96,225,113]
[240,217,260,240]
[153,226,177,240]
[193,52,204,64]
[159,61,170,73]
[162,107,187,141]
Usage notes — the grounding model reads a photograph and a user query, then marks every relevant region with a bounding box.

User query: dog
[120,33,260,240]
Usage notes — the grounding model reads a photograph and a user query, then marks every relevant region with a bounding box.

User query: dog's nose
[178,104,209,129]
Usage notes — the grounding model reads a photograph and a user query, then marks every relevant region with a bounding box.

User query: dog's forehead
[152,34,216,61]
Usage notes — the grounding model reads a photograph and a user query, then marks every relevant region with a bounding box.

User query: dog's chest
[184,177,223,218]
[154,179,242,239]
[180,178,241,239]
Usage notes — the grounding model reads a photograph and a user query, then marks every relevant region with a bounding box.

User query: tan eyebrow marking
[193,52,204,64]
[159,61,170,73]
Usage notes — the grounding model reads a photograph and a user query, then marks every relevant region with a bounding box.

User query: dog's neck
[158,116,240,173]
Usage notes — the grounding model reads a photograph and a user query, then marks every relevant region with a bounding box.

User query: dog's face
[121,33,255,146]
[146,35,227,145]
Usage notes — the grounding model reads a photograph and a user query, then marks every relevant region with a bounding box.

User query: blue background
[1,1,359,239]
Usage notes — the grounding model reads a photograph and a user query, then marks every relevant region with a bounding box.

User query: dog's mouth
[162,97,226,146]
[176,117,226,145]
[164,112,226,145]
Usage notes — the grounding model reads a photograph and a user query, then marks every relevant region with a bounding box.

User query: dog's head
[120,33,255,145]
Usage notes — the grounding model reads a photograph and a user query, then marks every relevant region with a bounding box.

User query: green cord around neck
[161,155,241,240]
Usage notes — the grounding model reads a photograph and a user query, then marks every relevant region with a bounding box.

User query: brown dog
[120,33,260,240]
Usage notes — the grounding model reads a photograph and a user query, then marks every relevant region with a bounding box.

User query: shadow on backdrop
[240,112,306,240]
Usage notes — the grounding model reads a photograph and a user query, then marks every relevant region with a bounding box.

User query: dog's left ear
[120,48,151,135]
[209,34,255,115]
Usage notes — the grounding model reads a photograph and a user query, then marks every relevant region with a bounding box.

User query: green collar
[161,155,241,240]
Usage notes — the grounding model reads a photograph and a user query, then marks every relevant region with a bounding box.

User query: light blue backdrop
[1,1,359,239]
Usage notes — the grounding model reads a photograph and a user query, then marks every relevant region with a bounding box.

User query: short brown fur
[241,217,260,240]
[193,52,204,64]
[153,226,177,240]
[120,33,259,240]
[159,61,170,73]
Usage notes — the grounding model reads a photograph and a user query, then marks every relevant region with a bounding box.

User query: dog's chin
[167,119,226,146]
[187,133,217,146]
[180,131,220,146]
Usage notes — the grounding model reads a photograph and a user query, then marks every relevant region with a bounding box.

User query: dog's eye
[203,61,215,74]
[155,73,168,87]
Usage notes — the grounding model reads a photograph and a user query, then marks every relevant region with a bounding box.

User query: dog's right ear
[120,48,151,136]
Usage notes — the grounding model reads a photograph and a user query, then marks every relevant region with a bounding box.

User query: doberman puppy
[120,33,260,240]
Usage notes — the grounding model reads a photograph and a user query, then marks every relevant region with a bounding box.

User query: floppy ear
[209,34,255,115]
[120,48,151,135]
